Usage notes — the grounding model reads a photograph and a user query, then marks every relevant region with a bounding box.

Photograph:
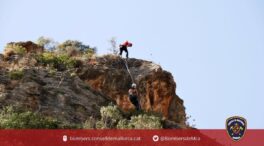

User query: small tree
[57,40,96,57]
[108,37,118,55]
[36,36,57,51]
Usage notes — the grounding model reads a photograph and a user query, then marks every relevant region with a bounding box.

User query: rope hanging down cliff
[123,58,135,83]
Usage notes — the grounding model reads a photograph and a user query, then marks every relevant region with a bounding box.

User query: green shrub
[36,52,56,67]
[5,44,26,55]
[8,70,24,80]
[37,52,55,65]
[57,40,96,57]
[100,105,122,122]
[116,119,129,129]
[54,54,76,70]
[83,48,96,58]
[0,106,59,129]
[36,52,76,71]
[83,116,96,129]
[127,114,162,129]
[36,36,56,51]
[95,120,108,129]
[97,104,123,129]
[59,122,82,129]
[84,105,163,129]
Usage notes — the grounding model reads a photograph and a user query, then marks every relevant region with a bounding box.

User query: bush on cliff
[8,69,24,80]
[57,40,96,57]
[83,104,162,129]
[0,106,59,129]
[5,43,26,56]
[36,52,76,71]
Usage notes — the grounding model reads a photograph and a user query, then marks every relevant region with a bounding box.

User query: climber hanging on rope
[119,40,132,58]
[128,83,140,111]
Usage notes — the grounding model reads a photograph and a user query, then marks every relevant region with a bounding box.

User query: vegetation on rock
[8,69,24,80]
[0,106,59,129]
[0,37,187,129]
[5,44,26,56]
[36,52,77,71]
[83,104,162,129]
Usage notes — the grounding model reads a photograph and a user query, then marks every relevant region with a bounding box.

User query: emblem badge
[226,116,247,141]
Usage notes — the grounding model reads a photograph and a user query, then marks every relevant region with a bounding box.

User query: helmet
[131,83,136,88]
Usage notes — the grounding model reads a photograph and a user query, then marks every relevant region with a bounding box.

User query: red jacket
[121,41,132,47]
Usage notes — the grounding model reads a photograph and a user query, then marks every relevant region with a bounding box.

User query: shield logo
[226,116,247,141]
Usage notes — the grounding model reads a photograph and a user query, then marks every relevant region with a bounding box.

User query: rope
[123,58,142,110]
[123,58,135,83]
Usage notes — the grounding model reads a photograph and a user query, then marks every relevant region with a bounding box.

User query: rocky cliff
[0,41,186,127]
[79,56,186,125]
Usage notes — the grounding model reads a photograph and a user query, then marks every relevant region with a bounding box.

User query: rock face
[0,45,186,126]
[79,55,186,124]
[0,68,112,124]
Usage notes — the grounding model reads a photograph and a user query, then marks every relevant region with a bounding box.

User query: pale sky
[0,0,263,129]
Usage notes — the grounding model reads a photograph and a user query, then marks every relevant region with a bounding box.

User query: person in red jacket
[119,41,132,58]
